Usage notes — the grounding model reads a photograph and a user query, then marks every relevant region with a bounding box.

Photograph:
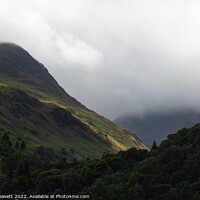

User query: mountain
[0,42,147,162]
[0,42,83,107]
[1,114,200,199]
[115,110,200,148]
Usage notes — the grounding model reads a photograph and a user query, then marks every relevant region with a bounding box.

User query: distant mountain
[114,110,200,148]
[0,42,147,162]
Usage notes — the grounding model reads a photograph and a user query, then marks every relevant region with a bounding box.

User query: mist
[1,0,200,119]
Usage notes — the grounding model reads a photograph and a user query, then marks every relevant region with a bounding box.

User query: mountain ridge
[0,42,84,108]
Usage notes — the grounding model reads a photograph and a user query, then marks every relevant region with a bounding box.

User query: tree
[151,140,158,150]
[20,141,26,150]
[2,132,11,146]
[15,141,19,149]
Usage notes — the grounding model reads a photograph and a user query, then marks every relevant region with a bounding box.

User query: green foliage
[36,174,63,194]
[1,121,200,199]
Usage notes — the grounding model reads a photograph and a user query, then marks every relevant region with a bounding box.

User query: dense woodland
[1,123,200,199]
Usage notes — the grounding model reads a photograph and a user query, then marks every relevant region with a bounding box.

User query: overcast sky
[1,0,200,119]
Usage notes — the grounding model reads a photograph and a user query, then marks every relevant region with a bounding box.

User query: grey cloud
[1,0,200,119]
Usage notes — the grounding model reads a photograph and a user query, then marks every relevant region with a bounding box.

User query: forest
[1,122,200,200]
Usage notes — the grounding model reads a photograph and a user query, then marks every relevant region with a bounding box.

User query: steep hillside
[0,84,112,161]
[0,43,83,107]
[115,111,200,147]
[0,42,147,158]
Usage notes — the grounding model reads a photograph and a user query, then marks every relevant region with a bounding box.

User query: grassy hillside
[0,42,147,152]
[72,107,145,151]
[0,84,113,161]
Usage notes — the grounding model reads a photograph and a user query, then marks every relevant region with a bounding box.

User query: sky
[1,0,200,119]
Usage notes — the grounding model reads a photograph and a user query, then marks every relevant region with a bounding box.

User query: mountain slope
[0,42,147,159]
[0,84,112,161]
[115,111,200,148]
[0,43,84,108]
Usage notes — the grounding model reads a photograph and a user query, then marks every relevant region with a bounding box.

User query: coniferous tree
[20,141,26,150]
[15,141,19,149]
[151,140,158,150]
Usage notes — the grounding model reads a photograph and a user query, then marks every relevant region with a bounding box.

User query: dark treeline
[1,123,200,199]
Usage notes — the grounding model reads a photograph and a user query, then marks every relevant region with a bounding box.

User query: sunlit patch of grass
[0,83,8,87]
[70,107,149,150]
[39,99,68,109]
[36,100,131,151]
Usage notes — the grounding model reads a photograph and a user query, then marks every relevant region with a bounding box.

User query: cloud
[1,0,200,119]
[56,33,104,70]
